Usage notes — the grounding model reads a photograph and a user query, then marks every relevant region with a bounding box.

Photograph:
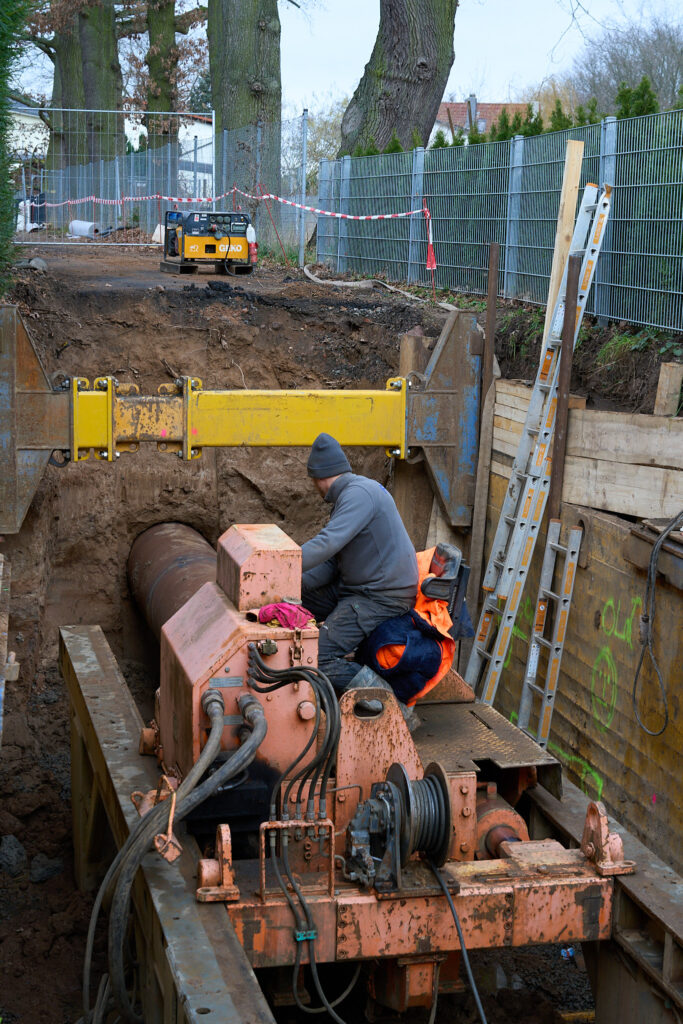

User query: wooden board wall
[493,380,683,518]
[486,388,683,874]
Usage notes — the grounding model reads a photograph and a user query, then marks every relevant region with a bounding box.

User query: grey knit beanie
[307,433,352,478]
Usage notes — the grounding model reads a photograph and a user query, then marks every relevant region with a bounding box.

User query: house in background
[429,94,537,143]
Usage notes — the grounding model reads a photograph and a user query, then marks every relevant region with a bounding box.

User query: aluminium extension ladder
[517,520,582,747]
[465,182,612,705]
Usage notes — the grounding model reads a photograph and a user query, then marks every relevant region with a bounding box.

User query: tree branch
[175,6,207,34]
[20,32,55,58]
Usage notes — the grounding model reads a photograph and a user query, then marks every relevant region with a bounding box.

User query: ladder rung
[504,515,516,526]
[475,646,493,661]
[524,681,544,696]
[549,542,567,555]
[540,588,560,602]
[534,636,552,649]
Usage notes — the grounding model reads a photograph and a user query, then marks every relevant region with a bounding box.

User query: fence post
[222,129,228,201]
[337,154,351,274]
[595,115,617,322]
[317,158,332,263]
[193,135,198,203]
[503,134,525,299]
[211,109,216,209]
[407,146,425,283]
[166,141,172,200]
[298,108,309,267]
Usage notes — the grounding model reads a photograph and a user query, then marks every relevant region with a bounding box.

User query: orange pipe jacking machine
[116,521,635,1021]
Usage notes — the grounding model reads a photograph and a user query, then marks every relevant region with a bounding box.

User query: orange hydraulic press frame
[132,523,635,1014]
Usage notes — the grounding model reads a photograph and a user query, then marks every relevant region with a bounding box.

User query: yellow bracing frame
[1,306,481,534]
[69,375,407,463]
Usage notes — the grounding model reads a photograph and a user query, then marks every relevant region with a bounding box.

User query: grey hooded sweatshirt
[301,473,418,600]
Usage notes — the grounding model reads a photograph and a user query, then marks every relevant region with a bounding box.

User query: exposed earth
[1,244,653,1023]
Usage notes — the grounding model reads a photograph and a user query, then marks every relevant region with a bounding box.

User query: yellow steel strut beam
[69,376,407,462]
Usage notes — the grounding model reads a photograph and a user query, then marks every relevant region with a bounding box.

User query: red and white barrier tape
[38,185,424,220]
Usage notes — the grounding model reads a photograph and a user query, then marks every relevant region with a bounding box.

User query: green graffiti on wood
[600,596,642,650]
[547,740,604,801]
[590,645,618,732]
[508,711,604,801]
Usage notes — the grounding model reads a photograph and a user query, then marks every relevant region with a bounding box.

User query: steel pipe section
[127,523,217,640]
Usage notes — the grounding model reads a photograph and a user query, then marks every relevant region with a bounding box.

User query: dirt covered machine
[161,208,257,275]
[58,519,636,1023]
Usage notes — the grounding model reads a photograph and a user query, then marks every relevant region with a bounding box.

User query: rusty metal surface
[128,523,217,641]
[160,578,318,776]
[415,701,559,774]
[529,780,683,1018]
[0,307,65,533]
[406,309,482,526]
[334,688,423,835]
[528,781,683,942]
[217,523,302,610]
[60,624,275,1023]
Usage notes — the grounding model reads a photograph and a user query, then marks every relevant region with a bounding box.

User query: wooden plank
[653,362,683,416]
[496,379,535,398]
[567,411,683,471]
[543,140,584,343]
[562,456,683,518]
[494,401,528,425]
[491,458,513,480]
[494,413,524,435]
[492,432,522,459]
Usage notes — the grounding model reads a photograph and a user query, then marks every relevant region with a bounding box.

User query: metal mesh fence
[317,109,683,333]
[11,107,312,252]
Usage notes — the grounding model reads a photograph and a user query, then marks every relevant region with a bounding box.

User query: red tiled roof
[436,101,531,131]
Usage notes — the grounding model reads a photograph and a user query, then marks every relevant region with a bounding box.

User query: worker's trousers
[301,580,414,691]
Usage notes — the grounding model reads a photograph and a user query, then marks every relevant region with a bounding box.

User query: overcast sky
[13,0,674,112]
[280,0,669,112]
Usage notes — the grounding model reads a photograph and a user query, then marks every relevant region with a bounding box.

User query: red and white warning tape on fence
[31,185,436,270]
[39,185,424,220]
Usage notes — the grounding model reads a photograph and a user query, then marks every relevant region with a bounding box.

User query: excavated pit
[0,252,592,1024]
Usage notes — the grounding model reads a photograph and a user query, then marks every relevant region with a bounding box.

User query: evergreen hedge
[0,2,28,294]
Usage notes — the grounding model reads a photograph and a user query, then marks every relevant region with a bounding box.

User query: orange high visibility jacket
[374,547,456,706]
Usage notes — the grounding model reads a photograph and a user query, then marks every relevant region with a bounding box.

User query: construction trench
[0,246,681,1024]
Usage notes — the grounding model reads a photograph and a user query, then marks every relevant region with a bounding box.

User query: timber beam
[60,624,275,1024]
[527,781,683,1024]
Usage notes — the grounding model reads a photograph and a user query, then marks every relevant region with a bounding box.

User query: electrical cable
[631,507,682,737]
[246,649,352,1022]
[82,689,228,1020]
[428,859,488,1024]
[106,696,267,1024]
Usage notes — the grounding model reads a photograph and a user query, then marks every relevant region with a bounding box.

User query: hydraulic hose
[107,695,267,1024]
[83,688,228,1019]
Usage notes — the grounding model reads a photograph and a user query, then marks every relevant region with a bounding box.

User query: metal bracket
[581,801,636,876]
[181,376,203,461]
[404,310,481,526]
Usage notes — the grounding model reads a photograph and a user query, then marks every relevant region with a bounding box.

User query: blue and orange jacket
[355,548,457,707]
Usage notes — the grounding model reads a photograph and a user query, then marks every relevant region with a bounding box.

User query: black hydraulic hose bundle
[82,689,268,1024]
[247,644,360,1023]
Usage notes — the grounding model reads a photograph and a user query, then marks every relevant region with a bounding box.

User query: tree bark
[208,0,281,206]
[78,0,124,162]
[49,14,87,173]
[146,0,178,146]
[339,0,458,155]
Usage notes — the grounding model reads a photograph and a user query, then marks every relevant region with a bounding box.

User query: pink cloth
[258,602,315,629]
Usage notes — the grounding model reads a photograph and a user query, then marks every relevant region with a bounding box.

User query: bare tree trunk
[146,0,179,148]
[79,0,124,162]
[340,0,458,155]
[49,15,87,174]
[208,0,281,210]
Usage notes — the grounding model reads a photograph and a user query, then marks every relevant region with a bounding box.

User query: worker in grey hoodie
[301,433,418,693]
